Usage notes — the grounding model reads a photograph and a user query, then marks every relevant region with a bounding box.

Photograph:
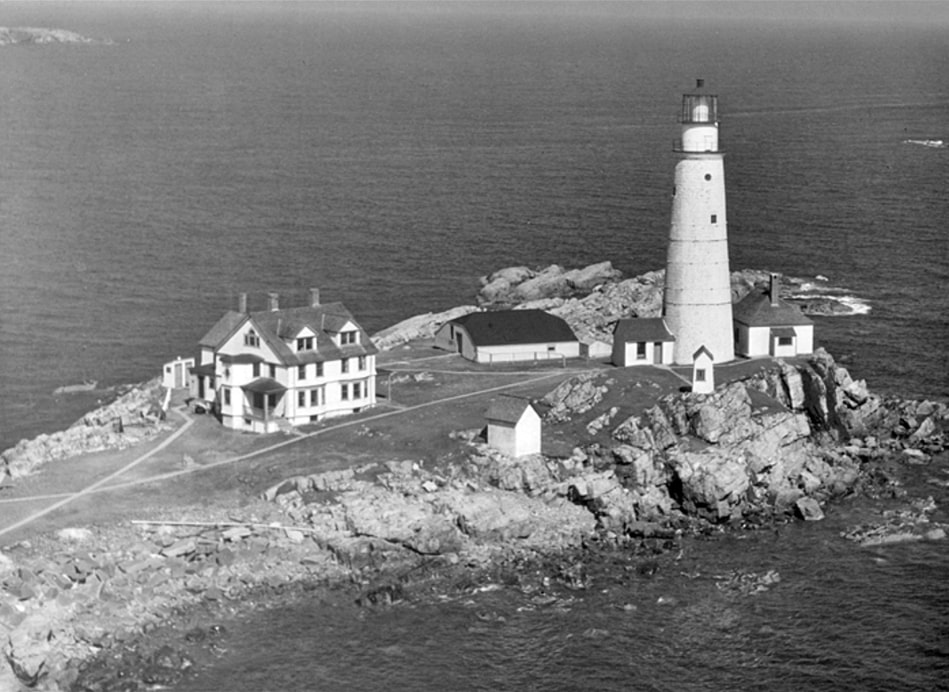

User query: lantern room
[680,93,718,124]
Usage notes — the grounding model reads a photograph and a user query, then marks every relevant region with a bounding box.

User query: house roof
[198,302,378,366]
[451,310,577,347]
[733,289,814,327]
[612,318,675,344]
[486,395,537,425]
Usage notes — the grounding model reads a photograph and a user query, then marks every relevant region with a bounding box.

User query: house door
[653,342,662,364]
[198,377,205,399]
[173,362,184,388]
[455,333,463,354]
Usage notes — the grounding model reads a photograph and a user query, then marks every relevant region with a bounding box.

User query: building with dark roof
[434,310,580,364]
[733,274,814,358]
[486,395,542,457]
[611,318,676,367]
[190,289,378,433]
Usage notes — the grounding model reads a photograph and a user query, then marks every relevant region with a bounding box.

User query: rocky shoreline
[0,264,944,691]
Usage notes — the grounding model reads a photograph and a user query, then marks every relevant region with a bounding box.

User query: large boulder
[671,449,750,520]
[542,373,607,422]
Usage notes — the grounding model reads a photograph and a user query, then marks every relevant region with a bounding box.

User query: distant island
[0,27,109,46]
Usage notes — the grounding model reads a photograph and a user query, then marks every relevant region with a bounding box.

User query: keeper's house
[190,289,377,433]
[434,310,580,364]
[733,274,814,358]
[611,318,676,367]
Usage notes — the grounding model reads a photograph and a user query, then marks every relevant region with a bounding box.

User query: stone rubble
[0,379,170,480]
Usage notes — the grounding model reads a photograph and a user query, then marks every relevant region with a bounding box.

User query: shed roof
[612,318,675,344]
[733,290,814,327]
[486,395,538,425]
[451,310,577,347]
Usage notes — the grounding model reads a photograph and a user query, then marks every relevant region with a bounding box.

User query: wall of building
[476,341,579,364]
[487,411,541,457]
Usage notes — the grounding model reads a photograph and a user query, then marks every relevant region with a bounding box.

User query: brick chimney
[309,287,321,307]
[769,273,780,306]
[237,292,247,313]
[268,292,279,312]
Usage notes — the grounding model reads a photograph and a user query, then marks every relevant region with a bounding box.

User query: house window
[298,364,306,380]
[341,383,349,401]
[269,364,276,378]
[353,381,362,399]
[296,336,314,352]
[710,214,717,224]
[341,358,349,374]
[636,342,647,359]
[340,331,358,345]
[316,362,323,378]
[298,391,306,407]
[244,330,260,348]
[358,356,366,371]
[223,388,230,406]
[778,336,793,346]
[696,369,706,382]
[310,388,322,406]
[252,362,260,378]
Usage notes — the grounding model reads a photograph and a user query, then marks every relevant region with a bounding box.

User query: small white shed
[486,395,542,457]
[611,318,676,367]
[162,356,195,390]
[691,345,715,394]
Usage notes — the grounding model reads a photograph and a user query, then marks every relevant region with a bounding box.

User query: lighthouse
[662,80,735,365]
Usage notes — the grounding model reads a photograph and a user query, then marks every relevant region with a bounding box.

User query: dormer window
[244,330,260,348]
[340,330,358,345]
[296,336,314,352]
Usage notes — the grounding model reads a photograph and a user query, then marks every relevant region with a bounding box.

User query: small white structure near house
[611,318,676,367]
[691,345,715,394]
[486,395,542,457]
[733,274,814,358]
[190,289,378,434]
[434,310,580,364]
[162,356,195,389]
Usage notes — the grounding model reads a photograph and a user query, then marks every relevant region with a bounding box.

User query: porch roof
[770,327,797,338]
[241,377,287,395]
[190,362,215,377]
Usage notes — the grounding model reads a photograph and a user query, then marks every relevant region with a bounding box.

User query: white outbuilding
[486,395,542,457]
[162,356,195,390]
[611,318,676,367]
[733,274,814,358]
[691,345,715,394]
[435,310,580,364]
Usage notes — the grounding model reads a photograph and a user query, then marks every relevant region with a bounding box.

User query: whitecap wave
[903,139,946,149]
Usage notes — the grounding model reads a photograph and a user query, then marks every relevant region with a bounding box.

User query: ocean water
[1,3,948,689]
[2,2,947,453]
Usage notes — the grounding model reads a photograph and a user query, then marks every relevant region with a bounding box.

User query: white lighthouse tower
[663,80,735,365]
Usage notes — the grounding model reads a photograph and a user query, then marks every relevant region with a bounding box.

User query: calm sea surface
[0,3,947,689]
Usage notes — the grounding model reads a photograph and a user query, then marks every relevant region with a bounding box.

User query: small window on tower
[710,214,717,224]
[705,174,712,181]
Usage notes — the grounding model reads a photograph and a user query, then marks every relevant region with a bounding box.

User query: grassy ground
[0,340,792,545]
